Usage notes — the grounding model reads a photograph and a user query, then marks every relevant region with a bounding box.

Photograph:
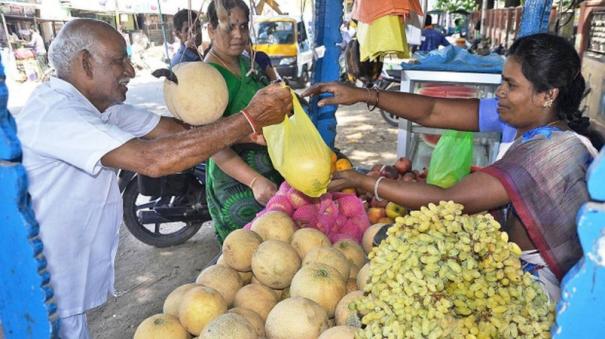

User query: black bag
[344,39,383,86]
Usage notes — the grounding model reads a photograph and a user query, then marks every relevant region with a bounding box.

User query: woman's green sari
[207,56,283,242]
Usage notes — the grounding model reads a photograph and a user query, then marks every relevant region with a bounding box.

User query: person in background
[204,0,284,242]
[171,9,203,66]
[27,26,47,69]
[14,18,291,339]
[244,44,280,81]
[304,33,600,302]
[418,15,450,52]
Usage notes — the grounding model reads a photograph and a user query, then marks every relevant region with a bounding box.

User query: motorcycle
[118,164,211,248]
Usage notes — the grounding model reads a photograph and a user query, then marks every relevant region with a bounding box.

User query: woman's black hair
[207,0,250,29]
[507,33,589,135]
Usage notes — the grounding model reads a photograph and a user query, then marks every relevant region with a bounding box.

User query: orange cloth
[351,0,423,24]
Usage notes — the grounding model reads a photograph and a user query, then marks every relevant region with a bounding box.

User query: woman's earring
[544,100,553,109]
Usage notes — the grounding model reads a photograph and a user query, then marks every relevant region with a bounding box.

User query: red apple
[379,165,399,180]
[394,157,412,174]
[370,196,388,208]
[402,172,416,182]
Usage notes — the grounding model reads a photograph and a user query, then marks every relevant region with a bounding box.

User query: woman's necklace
[209,50,240,76]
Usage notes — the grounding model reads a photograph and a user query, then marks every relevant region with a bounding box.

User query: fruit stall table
[396,69,503,169]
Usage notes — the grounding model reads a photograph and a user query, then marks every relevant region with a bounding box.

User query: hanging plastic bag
[426,130,473,188]
[263,90,332,197]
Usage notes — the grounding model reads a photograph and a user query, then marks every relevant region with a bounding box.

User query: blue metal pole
[309,0,343,149]
[518,0,554,38]
[0,58,59,336]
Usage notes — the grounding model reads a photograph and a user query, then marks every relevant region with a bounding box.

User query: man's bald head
[49,19,124,78]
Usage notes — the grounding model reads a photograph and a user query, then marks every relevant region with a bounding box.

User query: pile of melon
[133,212,391,339]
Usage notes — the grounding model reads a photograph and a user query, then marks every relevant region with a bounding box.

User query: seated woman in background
[304,33,600,301]
[204,0,283,242]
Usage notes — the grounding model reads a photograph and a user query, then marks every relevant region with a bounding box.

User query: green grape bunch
[353,201,554,339]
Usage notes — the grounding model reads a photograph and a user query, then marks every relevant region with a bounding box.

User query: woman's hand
[328,169,364,192]
[302,82,366,107]
[250,176,277,206]
[249,133,267,146]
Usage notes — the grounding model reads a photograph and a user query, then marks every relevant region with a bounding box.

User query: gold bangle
[249,176,259,188]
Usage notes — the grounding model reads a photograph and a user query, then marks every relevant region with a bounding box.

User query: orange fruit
[341,188,356,195]
[335,159,353,171]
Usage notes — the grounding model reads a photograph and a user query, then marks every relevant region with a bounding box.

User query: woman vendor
[204,0,283,242]
[304,33,600,301]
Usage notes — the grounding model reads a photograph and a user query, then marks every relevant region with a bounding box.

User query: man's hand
[302,82,366,107]
[245,83,292,128]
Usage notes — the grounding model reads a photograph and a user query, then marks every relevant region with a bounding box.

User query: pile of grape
[354,201,554,339]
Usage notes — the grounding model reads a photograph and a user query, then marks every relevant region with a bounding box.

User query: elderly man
[14,18,290,338]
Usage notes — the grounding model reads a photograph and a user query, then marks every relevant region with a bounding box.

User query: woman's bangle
[241,109,260,134]
[249,176,260,189]
[366,87,379,112]
[374,176,386,201]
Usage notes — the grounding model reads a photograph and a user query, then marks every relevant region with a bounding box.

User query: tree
[434,0,478,12]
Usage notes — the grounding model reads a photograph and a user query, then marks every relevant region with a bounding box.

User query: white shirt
[15,77,160,317]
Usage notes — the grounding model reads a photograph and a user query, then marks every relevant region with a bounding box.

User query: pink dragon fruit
[337,195,365,218]
[265,194,294,216]
[318,198,339,220]
[292,204,319,228]
[288,188,315,209]
[315,214,338,235]
[277,181,292,195]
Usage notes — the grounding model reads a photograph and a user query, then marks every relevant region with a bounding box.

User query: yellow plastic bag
[263,90,332,197]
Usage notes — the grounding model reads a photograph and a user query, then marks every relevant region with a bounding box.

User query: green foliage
[434,0,478,12]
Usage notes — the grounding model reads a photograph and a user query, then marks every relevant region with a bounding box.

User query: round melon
[134,313,191,339]
[251,211,296,242]
[237,270,253,284]
[333,239,366,268]
[356,263,371,292]
[199,313,256,339]
[346,278,358,293]
[349,264,360,279]
[195,265,243,305]
[362,223,386,254]
[228,307,266,337]
[178,286,228,336]
[290,228,331,258]
[335,290,364,327]
[251,240,301,289]
[233,283,278,321]
[265,297,329,339]
[163,62,228,125]
[303,246,350,281]
[318,326,358,339]
[290,263,346,317]
[163,283,199,317]
[222,229,262,272]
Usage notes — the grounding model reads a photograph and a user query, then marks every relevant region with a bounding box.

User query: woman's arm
[303,82,481,132]
[211,148,276,205]
[329,169,509,214]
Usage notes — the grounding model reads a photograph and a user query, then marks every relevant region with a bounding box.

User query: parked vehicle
[253,16,313,87]
[375,69,401,127]
[119,164,211,247]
